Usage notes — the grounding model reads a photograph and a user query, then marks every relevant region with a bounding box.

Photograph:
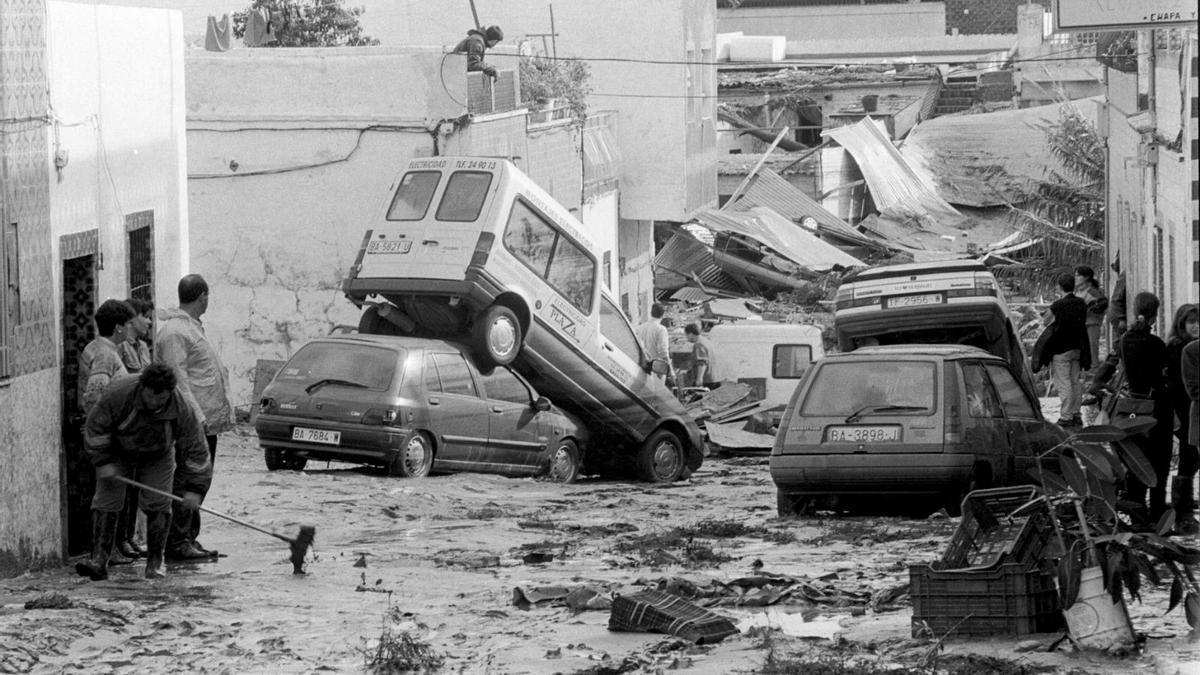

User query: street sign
[1054,0,1198,32]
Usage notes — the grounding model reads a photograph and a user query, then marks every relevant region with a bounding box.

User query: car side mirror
[533,396,552,412]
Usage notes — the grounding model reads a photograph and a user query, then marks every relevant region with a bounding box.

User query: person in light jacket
[155,274,232,561]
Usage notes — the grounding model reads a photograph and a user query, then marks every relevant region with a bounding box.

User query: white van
[707,322,825,407]
[342,156,703,482]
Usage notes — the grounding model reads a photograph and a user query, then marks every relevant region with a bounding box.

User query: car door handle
[602,342,614,352]
[491,406,503,413]
[428,397,440,406]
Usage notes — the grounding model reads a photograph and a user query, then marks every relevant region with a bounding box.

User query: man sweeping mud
[76,364,212,580]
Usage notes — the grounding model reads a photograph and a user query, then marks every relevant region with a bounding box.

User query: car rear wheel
[545,440,581,483]
[389,433,433,478]
[637,429,685,483]
[264,447,307,472]
[472,304,522,368]
[776,490,812,517]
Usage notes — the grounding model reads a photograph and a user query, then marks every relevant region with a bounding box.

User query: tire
[545,440,581,483]
[389,433,434,478]
[264,448,307,472]
[472,305,522,368]
[636,429,686,483]
[776,489,809,517]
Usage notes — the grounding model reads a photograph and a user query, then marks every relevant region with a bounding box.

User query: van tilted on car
[342,156,702,482]
[833,260,1036,394]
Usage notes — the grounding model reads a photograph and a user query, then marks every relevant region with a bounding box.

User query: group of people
[1035,259,1199,533]
[74,274,233,580]
[635,303,718,390]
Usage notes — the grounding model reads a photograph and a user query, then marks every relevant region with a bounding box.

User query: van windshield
[276,343,401,392]
[386,171,440,221]
[800,361,935,416]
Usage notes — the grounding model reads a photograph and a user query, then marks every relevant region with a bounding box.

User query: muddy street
[2,426,1198,674]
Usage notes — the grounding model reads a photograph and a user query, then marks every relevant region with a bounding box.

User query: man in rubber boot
[77,364,212,580]
[157,274,232,561]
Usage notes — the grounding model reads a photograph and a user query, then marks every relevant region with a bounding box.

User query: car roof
[304,333,470,352]
[824,344,1001,360]
[842,260,988,283]
[708,321,822,335]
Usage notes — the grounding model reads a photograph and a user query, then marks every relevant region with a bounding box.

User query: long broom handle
[114,475,291,544]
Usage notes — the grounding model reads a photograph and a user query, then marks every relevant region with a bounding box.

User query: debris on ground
[23,593,73,610]
[609,589,740,644]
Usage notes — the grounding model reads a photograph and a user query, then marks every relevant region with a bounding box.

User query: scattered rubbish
[433,550,500,569]
[23,593,73,610]
[521,551,555,565]
[512,585,614,611]
[353,553,368,568]
[704,421,775,451]
[736,608,842,639]
[684,383,753,422]
[608,590,739,644]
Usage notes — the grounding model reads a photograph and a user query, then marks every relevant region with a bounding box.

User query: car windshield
[800,360,936,416]
[276,342,401,392]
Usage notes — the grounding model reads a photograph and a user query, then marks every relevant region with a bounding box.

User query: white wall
[717,2,944,42]
[386,0,716,222]
[47,2,188,306]
[583,191,620,292]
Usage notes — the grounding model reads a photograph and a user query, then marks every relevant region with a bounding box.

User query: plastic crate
[910,562,1063,637]
[939,486,1052,571]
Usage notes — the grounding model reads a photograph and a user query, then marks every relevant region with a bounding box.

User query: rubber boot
[144,510,171,580]
[74,511,119,581]
[1173,478,1199,536]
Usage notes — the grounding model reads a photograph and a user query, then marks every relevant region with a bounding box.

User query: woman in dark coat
[1092,292,1173,522]
[1166,303,1199,534]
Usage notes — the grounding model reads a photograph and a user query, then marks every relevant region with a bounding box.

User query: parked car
[342,156,703,482]
[833,260,1036,394]
[771,345,1067,516]
[254,335,588,482]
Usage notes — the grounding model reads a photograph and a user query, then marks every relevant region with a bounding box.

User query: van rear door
[357,163,500,281]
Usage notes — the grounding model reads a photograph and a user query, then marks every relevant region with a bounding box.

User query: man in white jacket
[156,274,233,561]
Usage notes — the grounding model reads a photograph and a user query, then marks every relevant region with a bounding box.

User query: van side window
[436,171,493,222]
[773,344,812,379]
[431,353,478,398]
[599,296,642,362]
[503,200,595,313]
[962,363,1003,418]
[985,364,1038,419]
[386,171,440,221]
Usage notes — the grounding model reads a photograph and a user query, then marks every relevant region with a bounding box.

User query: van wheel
[264,447,306,472]
[637,429,685,483]
[389,433,433,478]
[776,490,811,517]
[545,440,581,484]
[359,306,401,336]
[473,305,522,367]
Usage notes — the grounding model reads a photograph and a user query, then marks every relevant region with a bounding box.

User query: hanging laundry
[245,7,275,47]
[205,14,233,52]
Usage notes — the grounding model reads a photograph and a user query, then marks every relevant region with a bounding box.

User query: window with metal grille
[126,210,154,302]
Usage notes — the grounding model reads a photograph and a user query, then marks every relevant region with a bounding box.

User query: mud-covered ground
[2,422,1199,674]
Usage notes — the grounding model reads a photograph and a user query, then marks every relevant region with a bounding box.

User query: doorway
[60,252,97,556]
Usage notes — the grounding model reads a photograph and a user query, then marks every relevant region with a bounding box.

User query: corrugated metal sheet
[653,232,745,295]
[692,206,863,271]
[824,118,966,229]
[899,98,1100,208]
[729,167,879,248]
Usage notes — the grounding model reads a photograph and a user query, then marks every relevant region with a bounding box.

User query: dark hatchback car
[771,345,1066,515]
[255,335,588,482]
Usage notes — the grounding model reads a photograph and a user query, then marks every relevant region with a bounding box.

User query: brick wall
[944,0,1048,35]
[1,0,63,577]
